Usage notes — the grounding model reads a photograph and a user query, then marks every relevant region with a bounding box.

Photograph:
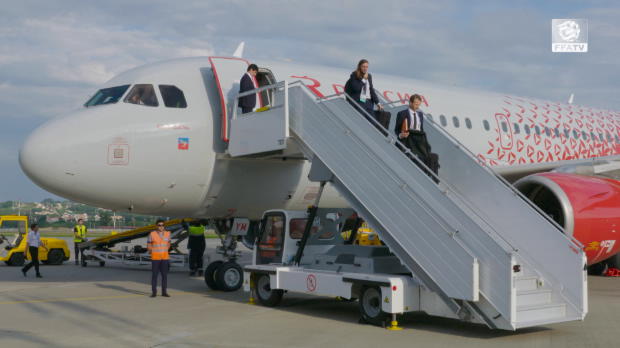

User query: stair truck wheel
[7,252,25,267]
[204,260,223,290]
[359,286,388,326]
[215,261,244,292]
[46,249,64,265]
[253,273,283,307]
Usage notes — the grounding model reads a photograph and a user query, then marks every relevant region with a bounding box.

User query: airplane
[18,50,620,269]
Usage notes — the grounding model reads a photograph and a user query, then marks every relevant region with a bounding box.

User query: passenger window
[85,85,130,107]
[440,115,447,127]
[452,116,460,128]
[501,122,508,132]
[289,218,327,239]
[615,135,620,144]
[260,215,284,247]
[535,126,541,135]
[564,129,570,138]
[545,127,551,136]
[513,123,520,134]
[554,128,560,137]
[124,84,158,107]
[599,133,604,142]
[465,118,472,129]
[524,124,531,135]
[582,131,588,140]
[607,133,612,142]
[483,120,490,131]
[159,85,187,108]
[590,132,597,141]
[426,113,434,122]
[573,130,580,138]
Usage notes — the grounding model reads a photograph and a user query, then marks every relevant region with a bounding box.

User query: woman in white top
[344,59,383,116]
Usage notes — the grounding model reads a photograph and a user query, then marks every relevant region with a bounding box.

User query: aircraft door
[256,212,285,265]
[208,57,263,142]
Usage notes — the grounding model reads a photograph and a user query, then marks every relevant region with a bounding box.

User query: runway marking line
[0,291,195,305]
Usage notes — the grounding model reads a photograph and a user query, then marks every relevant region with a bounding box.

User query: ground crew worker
[187,221,206,277]
[148,219,171,297]
[22,223,46,278]
[73,218,87,265]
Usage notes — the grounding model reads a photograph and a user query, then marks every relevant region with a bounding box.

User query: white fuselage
[19,57,620,219]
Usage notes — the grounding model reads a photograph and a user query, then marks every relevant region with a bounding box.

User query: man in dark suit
[395,94,438,176]
[239,64,259,114]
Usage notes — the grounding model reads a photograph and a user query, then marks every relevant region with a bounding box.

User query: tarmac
[0,238,619,348]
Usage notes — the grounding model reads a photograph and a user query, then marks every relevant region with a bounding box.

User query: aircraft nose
[19,117,79,198]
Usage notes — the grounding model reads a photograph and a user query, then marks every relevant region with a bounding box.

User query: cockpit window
[124,84,159,107]
[84,85,130,107]
[159,85,187,108]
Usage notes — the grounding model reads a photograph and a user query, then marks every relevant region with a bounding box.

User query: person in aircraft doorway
[345,59,383,117]
[395,94,439,179]
[239,64,259,114]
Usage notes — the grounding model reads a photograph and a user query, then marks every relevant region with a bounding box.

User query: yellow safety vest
[188,225,205,237]
[74,225,87,242]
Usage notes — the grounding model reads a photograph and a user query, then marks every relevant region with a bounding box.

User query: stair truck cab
[243,208,455,328]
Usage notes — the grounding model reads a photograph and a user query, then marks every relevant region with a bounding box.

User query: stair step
[516,302,566,323]
[515,276,541,291]
[516,289,552,306]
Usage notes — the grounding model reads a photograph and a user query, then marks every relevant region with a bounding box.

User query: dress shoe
[150,293,156,298]
[36,274,43,278]
[162,293,170,297]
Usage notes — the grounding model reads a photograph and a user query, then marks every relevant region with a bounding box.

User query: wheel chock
[386,314,403,331]
[248,275,256,305]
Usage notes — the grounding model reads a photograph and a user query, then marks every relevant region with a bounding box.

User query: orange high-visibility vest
[148,230,171,261]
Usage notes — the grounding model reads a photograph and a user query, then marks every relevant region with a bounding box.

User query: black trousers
[22,246,40,275]
[402,132,438,179]
[74,242,84,262]
[189,247,205,271]
[151,260,169,295]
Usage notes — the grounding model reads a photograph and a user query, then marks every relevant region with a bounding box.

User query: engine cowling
[515,172,620,265]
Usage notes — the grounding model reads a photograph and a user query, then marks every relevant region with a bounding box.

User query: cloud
[0,0,619,201]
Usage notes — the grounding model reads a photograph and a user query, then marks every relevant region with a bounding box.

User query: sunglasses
[157,224,164,227]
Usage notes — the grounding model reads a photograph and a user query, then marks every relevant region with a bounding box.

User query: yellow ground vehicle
[340,222,382,246]
[0,215,70,266]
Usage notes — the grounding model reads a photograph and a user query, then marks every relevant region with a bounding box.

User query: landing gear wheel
[81,260,88,267]
[359,286,388,326]
[46,249,64,265]
[215,261,243,292]
[7,252,25,266]
[204,260,223,290]
[253,273,283,307]
[99,261,105,267]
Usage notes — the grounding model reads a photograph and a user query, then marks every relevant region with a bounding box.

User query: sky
[0,0,618,202]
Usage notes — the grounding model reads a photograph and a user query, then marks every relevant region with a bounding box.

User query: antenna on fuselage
[568,93,574,104]
[233,42,245,58]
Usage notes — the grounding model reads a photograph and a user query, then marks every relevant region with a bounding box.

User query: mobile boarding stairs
[228,81,587,330]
